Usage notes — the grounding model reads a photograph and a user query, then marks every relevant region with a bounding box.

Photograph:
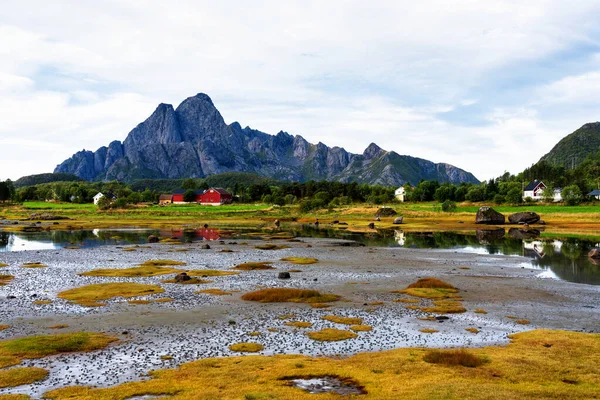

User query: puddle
[286,376,366,395]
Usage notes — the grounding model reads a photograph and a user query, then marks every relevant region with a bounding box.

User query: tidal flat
[0,233,599,398]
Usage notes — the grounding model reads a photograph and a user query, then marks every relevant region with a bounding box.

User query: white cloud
[1,0,600,180]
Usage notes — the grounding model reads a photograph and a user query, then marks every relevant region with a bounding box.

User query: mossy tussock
[196,289,237,296]
[186,270,239,277]
[394,278,459,299]
[0,263,8,268]
[34,330,600,400]
[139,260,187,267]
[161,278,212,285]
[20,262,48,269]
[280,257,318,265]
[254,244,289,250]
[58,283,165,307]
[241,288,341,304]
[307,328,358,342]
[229,343,264,353]
[285,321,313,328]
[321,316,363,325]
[80,265,182,277]
[0,367,49,388]
[231,262,274,271]
[0,275,14,286]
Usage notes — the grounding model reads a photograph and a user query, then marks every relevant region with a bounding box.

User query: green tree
[465,186,485,202]
[182,178,198,190]
[541,184,555,203]
[183,189,197,203]
[506,187,523,204]
[562,185,583,206]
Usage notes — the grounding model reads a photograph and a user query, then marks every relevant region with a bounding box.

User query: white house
[588,189,600,200]
[523,180,546,200]
[395,187,406,202]
[93,192,104,205]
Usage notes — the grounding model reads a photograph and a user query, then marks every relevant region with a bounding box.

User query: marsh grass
[311,303,331,308]
[0,394,30,400]
[229,343,264,353]
[393,298,420,304]
[285,321,313,328]
[58,283,165,307]
[254,244,289,250]
[0,332,117,367]
[0,325,9,331]
[280,257,318,265]
[395,278,459,299]
[153,298,173,303]
[419,329,439,334]
[187,270,239,277]
[307,328,357,342]
[241,288,340,304]
[515,319,531,325]
[232,262,274,271]
[420,300,466,314]
[21,262,48,269]
[48,324,68,329]
[0,367,48,388]
[81,265,183,277]
[128,299,151,305]
[0,275,13,286]
[466,328,480,334]
[423,349,485,368]
[0,263,7,267]
[32,300,52,305]
[196,289,236,296]
[321,316,363,325]
[351,325,372,332]
[161,278,212,285]
[474,309,488,314]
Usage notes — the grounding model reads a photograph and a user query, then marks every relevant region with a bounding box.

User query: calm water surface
[1,227,598,285]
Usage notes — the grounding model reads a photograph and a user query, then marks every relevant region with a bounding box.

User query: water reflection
[0,227,598,285]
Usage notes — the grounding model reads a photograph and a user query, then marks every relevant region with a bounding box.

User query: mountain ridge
[55,93,480,186]
[539,122,600,168]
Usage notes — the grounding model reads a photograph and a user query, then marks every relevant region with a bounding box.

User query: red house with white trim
[200,188,233,205]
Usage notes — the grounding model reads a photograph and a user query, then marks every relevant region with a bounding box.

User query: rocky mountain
[55,93,480,186]
[539,122,600,168]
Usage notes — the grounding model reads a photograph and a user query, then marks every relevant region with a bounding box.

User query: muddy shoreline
[1,236,599,397]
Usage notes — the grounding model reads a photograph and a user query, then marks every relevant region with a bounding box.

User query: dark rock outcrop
[475,207,505,225]
[278,272,291,279]
[508,212,541,225]
[174,272,191,282]
[147,235,159,243]
[55,93,480,186]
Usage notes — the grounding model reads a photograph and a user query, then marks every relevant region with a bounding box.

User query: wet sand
[1,237,599,397]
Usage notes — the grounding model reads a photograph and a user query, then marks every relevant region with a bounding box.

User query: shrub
[562,185,583,206]
[441,200,457,212]
[423,349,485,367]
[506,187,523,204]
[493,194,506,204]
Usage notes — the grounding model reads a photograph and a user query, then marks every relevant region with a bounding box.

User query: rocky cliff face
[55,93,480,185]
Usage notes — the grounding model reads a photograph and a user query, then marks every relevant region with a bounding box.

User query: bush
[441,200,457,212]
[562,185,583,206]
[524,196,534,203]
[506,187,523,204]
[493,194,505,204]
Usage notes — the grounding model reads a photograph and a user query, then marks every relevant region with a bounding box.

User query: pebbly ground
[1,237,599,397]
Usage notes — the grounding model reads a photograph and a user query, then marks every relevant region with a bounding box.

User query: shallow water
[2,226,599,285]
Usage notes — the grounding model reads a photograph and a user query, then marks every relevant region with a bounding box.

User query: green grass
[396,202,600,215]
[20,202,96,211]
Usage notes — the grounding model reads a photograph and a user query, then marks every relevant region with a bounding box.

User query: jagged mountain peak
[54,93,480,185]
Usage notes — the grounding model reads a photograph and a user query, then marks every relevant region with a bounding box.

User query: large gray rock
[508,228,541,240]
[54,93,480,185]
[475,207,505,225]
[508,212,541,224]
[393,217,403,224]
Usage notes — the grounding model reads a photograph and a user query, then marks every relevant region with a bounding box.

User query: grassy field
[2,200,600,239]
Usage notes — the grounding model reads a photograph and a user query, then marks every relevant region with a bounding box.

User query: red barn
[171,189,205,203]
[200,188,233,205]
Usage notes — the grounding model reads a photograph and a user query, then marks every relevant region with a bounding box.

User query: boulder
[147,235,159,243]
[174,272,191,282]
[368,222,375,229]
[278,272,291,279]
[475,207,505,225]
[393,217,403,224]
[475,228,505,243]
[201,244,211,249]
[508,228,541,240]
[508,212,540,225]
[374,207,397,217]
[588,248,600,260]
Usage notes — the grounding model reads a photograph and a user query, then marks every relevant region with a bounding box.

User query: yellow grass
[515,319,531,325]
[310,303,331,309]
[0,332,117,369]
[277,314,296,320]
[160,355,173,360]
[196,289,236,296]
[393,298,420,304]
[58,283,165,307]
[0,263,7,267]
[161,277,212,284]
[466,328,480,334]
[254,244,289,250]
[186,270,239,277]
[248,332,261,337]
[350,325,372,332]
[32,300,52,305]
[0,367,48,388]
[307,328,358,342]
[423,349,485,368]
[394,278,459,300]
[139,260,187,267]
[20,262,47,268]
[153,298,173,303]
[420,329,439,334]
[0,325,8,331]
[48,324,69,329]
[29,329,600,400]
[80,265,182,277]
[474,309,488,314]
[321,316,363,325]
[420,300,467,314]
[229,343,264,353]
[0,275,13,286]
[285,321,313,328]
[241,288,341,304]
[231,262,274,270]
[0,394,30,400]
[280,257,319,265]
[128,299,151,305]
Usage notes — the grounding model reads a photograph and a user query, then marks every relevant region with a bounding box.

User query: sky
[1,1,600,182]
